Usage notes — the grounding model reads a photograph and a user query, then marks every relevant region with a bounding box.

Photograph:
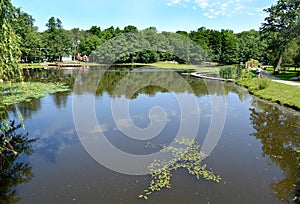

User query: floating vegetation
[138,137,221,200]
[0,82,70,106]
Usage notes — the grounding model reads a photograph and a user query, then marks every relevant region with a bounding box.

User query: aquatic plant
[138,137,221,200]
[219,66,236,79]
[0,82,70,106]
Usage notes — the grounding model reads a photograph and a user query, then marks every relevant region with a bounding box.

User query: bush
[256,77,271,90]
[219,66,236,79]
[240,69,255,79]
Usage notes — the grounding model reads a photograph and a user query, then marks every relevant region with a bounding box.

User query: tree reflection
[75,69,216,98]
[249,100,300,203]
[0,120,36,204]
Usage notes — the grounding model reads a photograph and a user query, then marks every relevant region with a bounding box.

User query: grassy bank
[236,77,300,110]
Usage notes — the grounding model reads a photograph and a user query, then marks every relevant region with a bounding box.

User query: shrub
[219,66,236,79]
[240,69,255,79]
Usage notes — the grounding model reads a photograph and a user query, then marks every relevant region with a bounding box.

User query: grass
[19,63,48,69]
[264,66,300,81]
[236,77,300,110]
[0,82,70,107]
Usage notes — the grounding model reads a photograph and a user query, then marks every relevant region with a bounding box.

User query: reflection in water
[250,99,300,203]
[0,120,36,204]
[4,68,300,203]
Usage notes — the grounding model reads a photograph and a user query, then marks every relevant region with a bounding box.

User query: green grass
[274,71,299,81]
[264,66,300,81]
[236,77,300,110]
[19,63,47,69]
[0,82,70,106]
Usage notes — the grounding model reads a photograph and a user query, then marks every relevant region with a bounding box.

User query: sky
[12,0,277,33]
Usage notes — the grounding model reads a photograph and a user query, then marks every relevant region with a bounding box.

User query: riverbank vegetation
[236,76,300,110]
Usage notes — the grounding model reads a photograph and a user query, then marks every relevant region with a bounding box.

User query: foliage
[237,30,268,63]
[246,59,260,68]
[138,137,221,200]
[260,0,300,71]
[0,82,69,107]
[41,17,72,61]
[90,31,207,65]
[0,0,23,82]
[0,0,25,159]
[236,77,271,92]
[220,29,239,64]
[11,7,41,62]
[219,66,236,79]
[239,69,255,79]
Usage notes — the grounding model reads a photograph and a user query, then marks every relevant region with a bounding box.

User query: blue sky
[12,0,277,33]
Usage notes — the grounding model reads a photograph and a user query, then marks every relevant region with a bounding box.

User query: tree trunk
[275,50,283,72]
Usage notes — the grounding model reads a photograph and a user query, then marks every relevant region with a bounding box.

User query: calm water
[2,67,300,204]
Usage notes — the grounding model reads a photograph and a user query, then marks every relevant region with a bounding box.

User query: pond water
[2,67,300,204]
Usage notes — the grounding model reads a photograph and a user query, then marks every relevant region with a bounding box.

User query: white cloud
[166,0,265,19]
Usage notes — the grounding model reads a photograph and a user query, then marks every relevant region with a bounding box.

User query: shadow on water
[0,120,37,204]
[250,99,300,203]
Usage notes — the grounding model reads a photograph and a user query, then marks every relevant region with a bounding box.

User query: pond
[2,67,300,204]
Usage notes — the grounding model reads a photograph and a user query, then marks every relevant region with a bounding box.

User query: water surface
[2,67,300,204]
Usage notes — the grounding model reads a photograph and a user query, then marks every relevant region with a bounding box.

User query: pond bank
[187,69,300,111]
[236,78,300,111]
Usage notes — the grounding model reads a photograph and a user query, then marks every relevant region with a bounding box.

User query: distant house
[62,55,72,62]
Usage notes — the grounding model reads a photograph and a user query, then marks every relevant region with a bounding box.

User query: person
[256,65,262,77]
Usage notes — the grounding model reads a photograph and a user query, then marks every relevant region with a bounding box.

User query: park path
[260,70,300,88]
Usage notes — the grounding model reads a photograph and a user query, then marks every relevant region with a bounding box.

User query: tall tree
[220,29,238,64]
[237,30,264,63]
[260,0,300,71]
[42,17,72,61]
[12,7,41,62]
[69,28,84,59]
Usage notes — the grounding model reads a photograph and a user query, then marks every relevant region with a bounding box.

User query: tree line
[7,0,300,69]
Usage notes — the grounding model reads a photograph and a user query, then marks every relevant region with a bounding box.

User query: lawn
[264,66,300,81]
[236,77,300,110]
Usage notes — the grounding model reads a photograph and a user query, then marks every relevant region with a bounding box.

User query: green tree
[41,17,72,61]
[0,0,22,81]
[11,8,42,62]
[189,27,209,53]
[123,25,138,33]
[220,29,238,64]
[78,34,103,56]
[89,25,102,37]
[260,0,300,71]
[236,29,267,63]
[282,36,300,67]
[207,29,222,62]
[69,28,85,59]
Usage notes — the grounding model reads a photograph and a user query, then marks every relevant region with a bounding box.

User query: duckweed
[0,82,69,106]
[138,137,221,200]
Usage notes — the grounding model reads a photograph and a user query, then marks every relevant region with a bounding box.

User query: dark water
[2,67,300,204]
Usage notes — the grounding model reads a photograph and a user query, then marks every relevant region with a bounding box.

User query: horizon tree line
[7,0,300,69]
